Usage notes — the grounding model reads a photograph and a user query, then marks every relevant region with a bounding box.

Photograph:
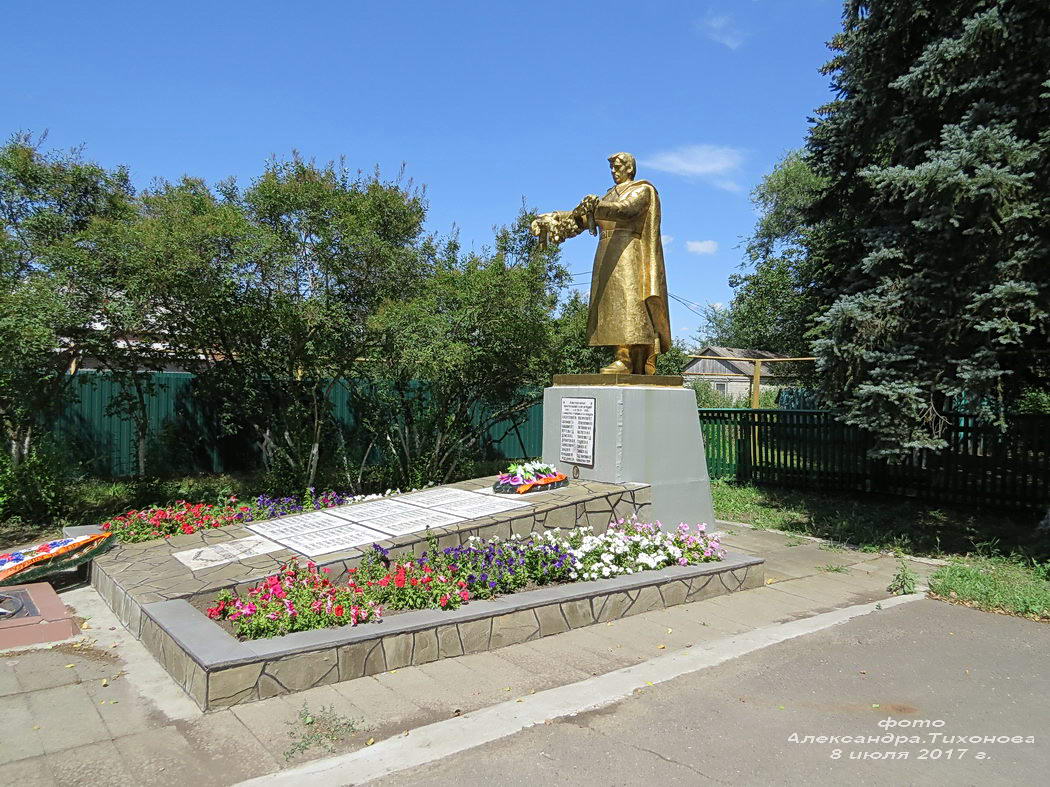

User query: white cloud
[661,234,674,246]
[686,240,719,255]
[697,14,745,50]
[641,144,745,192]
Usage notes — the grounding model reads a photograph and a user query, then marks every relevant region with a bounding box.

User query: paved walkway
[1,526,935,786]
[362,599,1050,786]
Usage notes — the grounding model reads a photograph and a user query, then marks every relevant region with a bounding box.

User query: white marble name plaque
[559,396,595,466]
[326,498,464,535]
[276,523,388,557]
[325,498,422,522]
[358,509,465,536]
[173,535,282,572]
[246,510,347,540]
[396,488,481,508]
[429,493,532,519]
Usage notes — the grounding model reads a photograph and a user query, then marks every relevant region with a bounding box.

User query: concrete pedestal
[542,381,715,530]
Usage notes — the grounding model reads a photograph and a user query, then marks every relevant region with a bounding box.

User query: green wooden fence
[54,373,543,477]
[698,409,1050,510]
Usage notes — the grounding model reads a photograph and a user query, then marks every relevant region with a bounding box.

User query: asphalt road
[371,600,1050,786]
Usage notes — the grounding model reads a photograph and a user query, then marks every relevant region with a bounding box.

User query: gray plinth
[542,384,715,531]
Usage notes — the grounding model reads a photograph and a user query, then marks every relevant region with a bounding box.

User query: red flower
[439,595,449,608]
[378,577,390,587]
[459,590,470,602]
[394,575,406,589]
[333,605,344,617]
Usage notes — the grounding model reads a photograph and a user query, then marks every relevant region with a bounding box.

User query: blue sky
[4,1,842,343]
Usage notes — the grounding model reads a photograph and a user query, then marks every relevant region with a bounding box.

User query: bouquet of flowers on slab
[492,461,568,495]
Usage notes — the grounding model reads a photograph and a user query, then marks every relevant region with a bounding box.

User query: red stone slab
[0,582,80,648]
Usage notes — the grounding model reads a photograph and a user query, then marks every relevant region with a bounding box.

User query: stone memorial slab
[172,536,283,572]
[274,523,387,557]
[559,396,595,466]
[246,511,347,541]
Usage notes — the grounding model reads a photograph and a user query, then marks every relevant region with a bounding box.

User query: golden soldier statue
[531,152,671,375]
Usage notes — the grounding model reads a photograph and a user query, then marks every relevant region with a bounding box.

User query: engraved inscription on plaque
[325,499,422,523]
[429,494,532,519]
[559,396,595,466]
[246,511,348,540]
[276,523,388,557]
[327,499,465,536]
[358,509,464,536]
[396,488,480,508]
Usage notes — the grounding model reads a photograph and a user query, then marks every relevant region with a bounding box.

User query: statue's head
[608,152,636,184]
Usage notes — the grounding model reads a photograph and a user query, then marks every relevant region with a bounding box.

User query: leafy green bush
[692,380,778,409]
[0,441,75,525]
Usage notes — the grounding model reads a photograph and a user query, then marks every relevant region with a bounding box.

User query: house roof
[684,346,796,377]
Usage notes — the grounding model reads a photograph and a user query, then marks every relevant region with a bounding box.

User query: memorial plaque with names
[357,509,465,536]
[325,499,423,523]
[429,493,532,519]
[275,523,387,557]
[559,396,595,466]
[246,510,347,541]
[396,488,481,508]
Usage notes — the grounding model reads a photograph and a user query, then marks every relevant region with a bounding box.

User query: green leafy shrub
[0,442,75,525]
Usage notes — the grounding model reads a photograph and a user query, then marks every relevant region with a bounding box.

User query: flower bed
[207,517,724,640]
[99,489,395,543]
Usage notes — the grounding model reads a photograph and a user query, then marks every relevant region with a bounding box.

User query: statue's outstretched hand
[577,194,601,214]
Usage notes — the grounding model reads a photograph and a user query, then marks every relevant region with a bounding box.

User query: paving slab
[0,693,44,763]
[0,755,59,787]
[112,727,220,787]
[229,693,304,741]
[177,710,283,781]
[9,648,84,692]
[0,658,22,696]
[332,675,426,725]
[25,683,111,754]
[46,739,139,787]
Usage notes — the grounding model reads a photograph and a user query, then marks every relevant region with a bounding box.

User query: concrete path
[1,526,938,785]
[361,599,1050,786]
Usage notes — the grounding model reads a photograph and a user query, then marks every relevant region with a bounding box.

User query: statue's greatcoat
[586,179,671,354]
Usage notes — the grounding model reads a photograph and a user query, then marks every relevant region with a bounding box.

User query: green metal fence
[50,377,1049,511]
[54,373,543,477]
[698,408,1050,510]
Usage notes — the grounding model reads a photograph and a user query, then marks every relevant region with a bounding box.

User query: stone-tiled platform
[142,552,763,710]
[93,477,651,641]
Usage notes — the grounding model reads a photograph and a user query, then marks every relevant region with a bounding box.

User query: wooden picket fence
[698,409,1050,511]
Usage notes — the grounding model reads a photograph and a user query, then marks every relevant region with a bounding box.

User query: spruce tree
[806,0,1049,454]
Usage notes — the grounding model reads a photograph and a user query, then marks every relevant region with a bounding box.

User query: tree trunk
[137,427,147,478]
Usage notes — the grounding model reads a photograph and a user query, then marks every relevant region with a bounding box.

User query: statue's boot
[628,344,658,375]
[600,345,632,374]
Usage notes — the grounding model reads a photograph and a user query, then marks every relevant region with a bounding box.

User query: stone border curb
[139,552,763,710]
